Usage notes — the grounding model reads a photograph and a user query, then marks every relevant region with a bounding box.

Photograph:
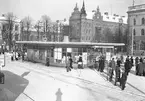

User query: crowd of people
[135,57,145,76]
[66,55,83,72]
[93,54,145,90]
[11,51,21,61]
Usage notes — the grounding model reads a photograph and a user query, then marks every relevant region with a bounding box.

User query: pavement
[0,54,145,101]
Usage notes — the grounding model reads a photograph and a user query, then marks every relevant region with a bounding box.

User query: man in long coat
[138,58,145,76]
[124,58,132,75]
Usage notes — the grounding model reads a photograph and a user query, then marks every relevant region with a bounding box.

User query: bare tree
[34,20,42,41]
[2,12,17,51]
[21,16,33,41]
[40,15,52,41]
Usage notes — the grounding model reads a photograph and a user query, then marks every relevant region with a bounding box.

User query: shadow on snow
[0,70,29,101]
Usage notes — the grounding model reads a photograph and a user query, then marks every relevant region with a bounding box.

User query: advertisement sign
[82,52,87,65]
[54,48,62,60]
[106,52,111,61]
[67,48,72,52]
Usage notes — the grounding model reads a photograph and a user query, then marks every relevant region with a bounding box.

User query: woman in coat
[138,58,144,76]
[66,57,71,72]
[124,58,132,75]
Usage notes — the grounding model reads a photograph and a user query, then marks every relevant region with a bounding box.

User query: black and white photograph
[0,0,145,101]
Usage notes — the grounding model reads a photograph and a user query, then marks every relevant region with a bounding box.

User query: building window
[140,41,145,50]
[88,36,90,40]
[82,36,84,40]
[142,18,145,25]
[133,29,136,36]
[141,29,144,35]
[15,25,18,31]
[134,19,136,25]
[77,23,79,27]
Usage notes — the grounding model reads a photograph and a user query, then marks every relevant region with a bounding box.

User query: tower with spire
[93,6,103,21]
[70,3,81,20]
[81,0,87,19]
[69,3,81,42]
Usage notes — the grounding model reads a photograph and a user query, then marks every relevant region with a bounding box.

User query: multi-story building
[127,4,145,56]
[69,1,128,44]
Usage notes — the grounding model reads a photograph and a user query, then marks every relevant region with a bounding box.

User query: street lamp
[131,27,134,56]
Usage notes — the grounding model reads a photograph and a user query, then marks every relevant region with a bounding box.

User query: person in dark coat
[22,52,25,61]
[130,56,134,67]
[66,57,71,72]
[69,56,73,69]
[120,55,124,63]
[98,57,102,72]
[124,58,132,75]
[46,56,50,66]
[135,57,139,75]
[100,56,105,72]
[117,58,121,67]
[138,58,144,76]
[143,58,145,76]
[109,58,116,80]
[78,56,83,69]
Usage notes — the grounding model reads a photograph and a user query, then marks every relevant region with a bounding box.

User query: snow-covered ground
[0,54,145,101]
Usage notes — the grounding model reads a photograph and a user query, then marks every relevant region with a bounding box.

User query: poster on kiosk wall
[82,52,87,65]
[106,52,111,61]
[54,48,62,60]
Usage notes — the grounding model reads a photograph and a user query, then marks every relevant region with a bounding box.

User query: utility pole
[131,27,134,56]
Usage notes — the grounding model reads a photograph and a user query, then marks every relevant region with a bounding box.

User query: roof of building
[16,41,125,48]
[128,4,145,12]
[0,16,6,21]
[86,12,127,24]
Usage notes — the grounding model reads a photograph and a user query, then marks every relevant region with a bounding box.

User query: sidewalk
[12,60,110,86]
[2,57,145,101]
[92,65,145,97]
[11,60,145,100]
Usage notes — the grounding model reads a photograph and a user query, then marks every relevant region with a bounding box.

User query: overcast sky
[0,0,145,22]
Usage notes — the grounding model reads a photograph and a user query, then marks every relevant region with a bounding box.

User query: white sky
[0,0,145,22]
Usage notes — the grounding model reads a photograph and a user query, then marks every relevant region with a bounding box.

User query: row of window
[133,41,145,50]
[133,18,145,25]
[83,29,91,34]
[133,29,145,36]
[82,22,92,27]
[81,36,91,41]
[1,24,19,31]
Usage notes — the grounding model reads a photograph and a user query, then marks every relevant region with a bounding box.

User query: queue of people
[135,57,145,76]
[108,56,128,90]
[65,55,84,72]
[11,51,21,61]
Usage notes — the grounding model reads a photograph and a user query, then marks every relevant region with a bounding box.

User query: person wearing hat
[124,58,132,75]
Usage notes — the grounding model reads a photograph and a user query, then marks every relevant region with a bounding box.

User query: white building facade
[127,4,145,55]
